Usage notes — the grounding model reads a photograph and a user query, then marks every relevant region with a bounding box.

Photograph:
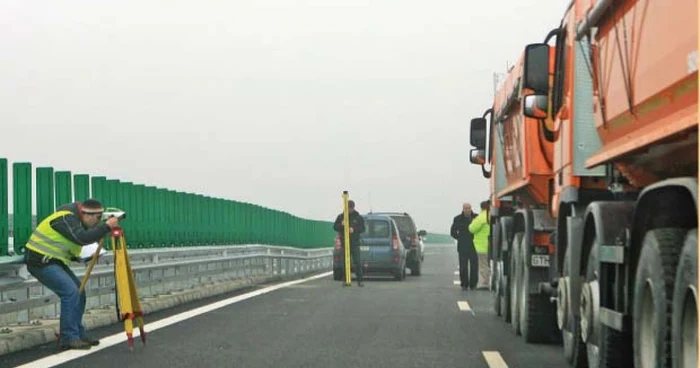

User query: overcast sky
[0,1,568,234]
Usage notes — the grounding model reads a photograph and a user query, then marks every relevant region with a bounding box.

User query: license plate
[531,255,550,267]
[360,246,370,251]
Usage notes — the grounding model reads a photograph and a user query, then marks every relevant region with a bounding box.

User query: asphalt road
[3,243,570,368]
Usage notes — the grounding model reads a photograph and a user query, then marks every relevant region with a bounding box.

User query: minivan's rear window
[362,220,391,238]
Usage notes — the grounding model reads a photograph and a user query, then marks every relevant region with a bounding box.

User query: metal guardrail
[0,245,332,327]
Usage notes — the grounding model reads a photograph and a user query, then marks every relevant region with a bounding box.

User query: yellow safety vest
[25,210,82,266]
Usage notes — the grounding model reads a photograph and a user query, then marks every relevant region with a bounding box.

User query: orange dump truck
[468,0,697,367]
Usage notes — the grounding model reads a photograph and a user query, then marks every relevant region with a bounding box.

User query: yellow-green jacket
[468,211,490,254]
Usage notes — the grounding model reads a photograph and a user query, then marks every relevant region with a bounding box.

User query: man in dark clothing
[333,200,366,286]
[451,202,479,290]
[24,199,119,350]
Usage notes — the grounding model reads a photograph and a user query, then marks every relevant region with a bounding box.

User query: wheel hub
[580,280,599,344]
[557,276,569,330]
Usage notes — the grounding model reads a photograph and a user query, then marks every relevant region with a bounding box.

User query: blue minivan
[333,214,407,281]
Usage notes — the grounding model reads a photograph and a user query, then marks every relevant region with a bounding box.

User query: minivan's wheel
[411,258,421,276]
[672,229,697,368]
[633,228,684,368]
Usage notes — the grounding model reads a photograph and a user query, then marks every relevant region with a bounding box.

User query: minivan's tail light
[334,235,341,251]
[411,234,419,248]
[392,235,400,250]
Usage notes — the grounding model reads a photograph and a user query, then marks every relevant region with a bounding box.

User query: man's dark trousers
[349,245,363,282]
[459,246,479,288]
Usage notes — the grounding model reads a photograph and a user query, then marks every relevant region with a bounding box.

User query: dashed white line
[15,271,333,368]
[454,271,459,275]
[482,351,508,368]
[453,280,461,285]
[457,301,475,315]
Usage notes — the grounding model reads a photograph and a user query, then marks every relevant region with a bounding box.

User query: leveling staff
[24,199,120,350]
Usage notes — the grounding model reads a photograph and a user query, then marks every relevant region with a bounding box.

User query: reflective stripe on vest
[25,210,82,266]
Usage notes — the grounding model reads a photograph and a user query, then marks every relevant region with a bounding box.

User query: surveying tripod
[73,226,147,350]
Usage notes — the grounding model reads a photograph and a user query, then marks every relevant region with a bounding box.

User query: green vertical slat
[145,186,156,247]
[133,184,145,248]
[0,159,7,256]
[13,163,32,254]
[215,198,222,244]
[172,191,180,246]
[156,188,166,247]
[91,176,106,203]
[54,171,72,208]
[73,174,90,202]
[196,194,204,245]
[187,193,195,245]
[105,179,120,209]
[36,167,55,224]
[205,195,212,245]
[120,182,132,243]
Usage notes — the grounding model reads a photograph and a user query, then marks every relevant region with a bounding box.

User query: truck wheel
[500,256,511,323]
[519,231,558,343]
[581,239,632,368]
[672,229,697,368]
[492,220,502,315]
[493,260,502,316]
[560,248,587,367]
[510,232,523,335]
[633,228,685,368]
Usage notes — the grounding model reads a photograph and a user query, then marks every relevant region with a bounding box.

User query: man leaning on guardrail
[23,199,120,350]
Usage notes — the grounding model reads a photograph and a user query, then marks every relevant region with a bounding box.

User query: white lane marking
[457,301,475,315]
[482,351,509,368]
[16,271,333,368]
[453,280,461,285]
[454,271,459,275]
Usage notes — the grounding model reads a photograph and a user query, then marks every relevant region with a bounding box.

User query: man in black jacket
[333,200,366,286]
[451,202,479,290]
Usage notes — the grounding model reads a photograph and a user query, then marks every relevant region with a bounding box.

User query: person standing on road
[469,200,491,289]
[23,199,119,350]
[451,202,478,290]
[333,200,366,286]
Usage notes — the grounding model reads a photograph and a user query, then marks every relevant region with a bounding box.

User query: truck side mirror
[470,117,487,149]
[523,94,549,119]
[523,43,550,95]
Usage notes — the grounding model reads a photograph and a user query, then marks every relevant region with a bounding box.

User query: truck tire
[560,248,587,367]
[633,228,685,368]
[492,219,502,316]
[581,239,632,368]
[500,256,511,323]
[519,231,558,343]
[493,261,502,316]
[510,232,523,335]
[671,229,697,368]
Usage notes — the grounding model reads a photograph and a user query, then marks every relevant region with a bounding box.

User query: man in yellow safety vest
[24,199,119,350]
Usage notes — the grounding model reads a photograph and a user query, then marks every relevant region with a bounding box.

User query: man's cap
[81,199,104,214]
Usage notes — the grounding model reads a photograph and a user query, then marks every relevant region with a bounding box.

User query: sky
[0,1,569,234]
